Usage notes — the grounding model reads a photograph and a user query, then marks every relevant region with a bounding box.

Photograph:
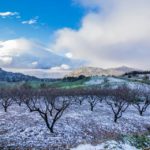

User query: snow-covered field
[0,100,150,149]
[85,76,150,89]
[71,141,138,150]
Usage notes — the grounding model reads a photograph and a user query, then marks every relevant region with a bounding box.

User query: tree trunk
[4,107,7,112]
[50,124,54,133]
[44,114,55,133]
[90,105,94,111]
[79,100,82,105]
[18,102,22,106]
[114,116,118,123]
[139,110,143,116]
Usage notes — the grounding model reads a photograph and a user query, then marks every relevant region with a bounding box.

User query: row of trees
[63,75,87,82]
[0,85,150,133]
[124,71,150,76]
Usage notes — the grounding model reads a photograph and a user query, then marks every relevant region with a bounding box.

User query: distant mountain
[4,68,71,79]
[111,66,136,73]
[0,68,40,82]
[0,66,138,82]
[67,66,137,77]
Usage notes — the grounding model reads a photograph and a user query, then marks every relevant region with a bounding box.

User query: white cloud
[0,38,79,69]
[61,64,70,70]
[0,38,32,57]
[0,12,19,18]
[31,61,38,67]
[0,56,12,65]
[0,38,35,67]
[51,64,70,70]
[74,0,102,8]
[22,17,38,25]
[51,0,150,69]
[65,52,73,58]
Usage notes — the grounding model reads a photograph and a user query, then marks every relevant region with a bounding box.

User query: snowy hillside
[85,76,150,89]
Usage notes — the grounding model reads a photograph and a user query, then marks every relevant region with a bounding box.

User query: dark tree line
[63,75,87,82]
[124,71,150,76]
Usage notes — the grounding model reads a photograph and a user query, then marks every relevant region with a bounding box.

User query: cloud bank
[0,38,82,69]
[51,0,150,69]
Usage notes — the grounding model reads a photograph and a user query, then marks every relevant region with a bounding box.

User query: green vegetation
[124,134,150,149]
[48,77,90,89]
[0,77,91,89]
[0,81,24,88]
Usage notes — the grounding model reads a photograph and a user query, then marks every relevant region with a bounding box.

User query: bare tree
[132,86,150,116]
[11,87,27,106]
[106,85,131,123]
[96,88,108,102]
[0,88,13,112]
[24,89,71,133]
[87,88,108,111]
[72,88,107,111]
[87,94,99,111]
[72,88,88,105]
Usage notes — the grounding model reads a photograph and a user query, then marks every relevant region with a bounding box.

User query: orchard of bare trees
[0,85,150,133]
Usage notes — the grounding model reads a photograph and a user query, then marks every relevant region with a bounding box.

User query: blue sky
[0,0,87,70]
[0,0,85,41]
[0,0,150,70]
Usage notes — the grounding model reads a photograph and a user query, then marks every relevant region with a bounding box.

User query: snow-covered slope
[85,76,150,89]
